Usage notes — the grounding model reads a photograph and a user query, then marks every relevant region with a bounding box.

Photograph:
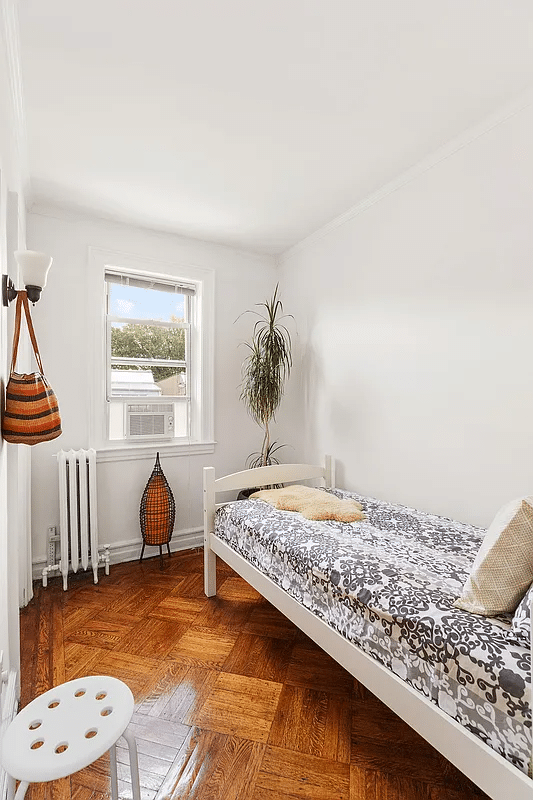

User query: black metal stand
[139,541,171,568]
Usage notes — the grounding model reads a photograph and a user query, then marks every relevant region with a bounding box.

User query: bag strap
[10,291,45,375]
[9,292,23,374]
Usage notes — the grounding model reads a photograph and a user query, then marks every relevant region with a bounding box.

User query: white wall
[278,100,533,528]
[27,207,277,566]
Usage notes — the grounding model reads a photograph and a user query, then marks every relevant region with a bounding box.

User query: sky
[110,284,185,322]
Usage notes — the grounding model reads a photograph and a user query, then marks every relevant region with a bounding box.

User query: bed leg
[203,466,217,597]
[204,545,217,597]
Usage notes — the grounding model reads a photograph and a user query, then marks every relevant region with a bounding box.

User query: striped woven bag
[2,291,62,445]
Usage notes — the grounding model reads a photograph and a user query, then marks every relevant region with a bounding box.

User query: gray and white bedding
[215,488,531,773]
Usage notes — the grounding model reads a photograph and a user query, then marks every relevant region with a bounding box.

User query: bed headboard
[206,455,335,496]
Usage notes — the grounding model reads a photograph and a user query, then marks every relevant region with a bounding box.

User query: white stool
[0,676,141,800]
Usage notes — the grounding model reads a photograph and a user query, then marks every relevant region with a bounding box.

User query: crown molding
[281,87,533,264]
[1,0,30,200]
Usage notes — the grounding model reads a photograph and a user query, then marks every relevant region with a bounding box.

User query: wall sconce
[2,250,53,306]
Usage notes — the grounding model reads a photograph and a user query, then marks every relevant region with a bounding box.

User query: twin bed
[203,457,532,800]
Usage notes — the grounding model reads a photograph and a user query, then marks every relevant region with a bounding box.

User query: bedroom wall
[277,97,533,529]
[27,207,276,569]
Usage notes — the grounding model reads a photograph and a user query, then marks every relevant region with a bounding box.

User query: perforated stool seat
[0,676,141,800]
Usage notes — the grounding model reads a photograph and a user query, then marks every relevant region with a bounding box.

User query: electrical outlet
[47,526,57,566]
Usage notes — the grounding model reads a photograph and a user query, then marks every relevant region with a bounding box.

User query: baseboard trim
[32,527,203,581]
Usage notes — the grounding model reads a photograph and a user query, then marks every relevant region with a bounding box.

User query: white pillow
[454,496,533,616]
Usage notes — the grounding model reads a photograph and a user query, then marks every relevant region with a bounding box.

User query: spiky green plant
[239,284,292,467]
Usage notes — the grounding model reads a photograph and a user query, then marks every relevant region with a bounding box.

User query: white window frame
[88,247,215,461]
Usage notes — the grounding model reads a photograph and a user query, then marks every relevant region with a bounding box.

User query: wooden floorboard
[19,549,490,799]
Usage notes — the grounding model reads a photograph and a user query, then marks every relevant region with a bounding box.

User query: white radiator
[42,449,110,590]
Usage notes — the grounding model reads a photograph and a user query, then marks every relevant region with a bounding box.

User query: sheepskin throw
[250,485,365,522]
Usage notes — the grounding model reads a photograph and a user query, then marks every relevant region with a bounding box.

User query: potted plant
[239,283,293,471]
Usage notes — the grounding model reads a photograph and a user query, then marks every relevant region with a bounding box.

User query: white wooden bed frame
[203,457,533,800]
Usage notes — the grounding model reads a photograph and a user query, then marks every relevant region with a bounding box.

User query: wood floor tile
[81,651,161,699]
[50,595,66,688]
[192,596,256,631]
[109,585,176,616]
[62,582,126,611]
[116,782,158,800]
[149,595,207,624]
[217,576,263,602]
[350,698,470,792]
[155,727,265,800]
[62,605,100,638]
[50,776,70,800]
[167,625,239,668]
[243,603,299,640]
[65,613,138,651]
[194,672,283,742]
[74,752,111,794]
[115,745,174,779]
[285,641,354,696]
[63,642,103,681]
[114,616,187,658]
[71,784,106,800]
[128,711,190,749]
[116,734,181,764]
[171,572,206,599]
[135,660,191,717]
[350,765,433,800]
[255,745,350,799]
[158,665,219,724]
[222,632,294,682]
[269,684,351,763]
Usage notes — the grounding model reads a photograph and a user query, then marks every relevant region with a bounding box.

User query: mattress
[215,488,531,773]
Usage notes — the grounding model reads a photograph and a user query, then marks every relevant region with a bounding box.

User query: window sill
[96,441,216,463]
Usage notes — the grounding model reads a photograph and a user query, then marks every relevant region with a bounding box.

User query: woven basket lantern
[139,452,175,565]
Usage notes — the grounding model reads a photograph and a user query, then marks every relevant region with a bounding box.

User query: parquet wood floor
[19,549,490,800]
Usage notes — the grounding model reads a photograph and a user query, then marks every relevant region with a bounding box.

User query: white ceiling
[17,0,533,254]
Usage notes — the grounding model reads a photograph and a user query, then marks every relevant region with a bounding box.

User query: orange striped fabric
[3,373,61,444]
[1,292,62,445]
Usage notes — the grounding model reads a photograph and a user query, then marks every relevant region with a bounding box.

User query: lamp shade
[14,250,53,289]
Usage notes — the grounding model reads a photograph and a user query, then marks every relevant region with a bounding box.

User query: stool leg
[110,742,119,800]
[6,773,16,800]
[14,781,29,800]
[122,728,141,800]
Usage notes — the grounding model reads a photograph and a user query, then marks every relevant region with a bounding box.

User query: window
[98,263,213,449]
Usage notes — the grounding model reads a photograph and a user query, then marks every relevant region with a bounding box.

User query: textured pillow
[250,485,365,522]
[454,496,533,616]
[507,583,533,648]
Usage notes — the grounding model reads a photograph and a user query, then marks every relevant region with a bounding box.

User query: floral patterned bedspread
[215,488,531,773]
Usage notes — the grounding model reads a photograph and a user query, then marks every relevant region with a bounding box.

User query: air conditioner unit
[126,404,174,440]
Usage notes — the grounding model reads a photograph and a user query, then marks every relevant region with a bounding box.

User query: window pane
[111,322,186,362]
[110,367,162,397]
[109,283,187,322]
[156,368,187,396]
[110,367,186,397]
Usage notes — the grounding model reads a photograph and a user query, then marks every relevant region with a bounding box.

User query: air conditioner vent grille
[126,406,174,439]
